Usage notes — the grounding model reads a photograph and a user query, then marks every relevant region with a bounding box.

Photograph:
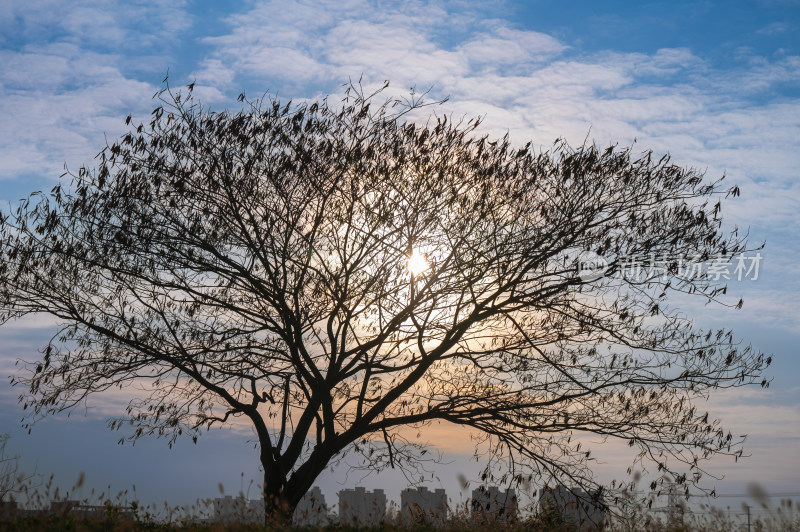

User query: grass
[3,500,800,532]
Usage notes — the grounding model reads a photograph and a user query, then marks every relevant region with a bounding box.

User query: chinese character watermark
[577,252,762,282]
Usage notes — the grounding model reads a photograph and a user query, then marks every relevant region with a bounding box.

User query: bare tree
[0,81,770,521]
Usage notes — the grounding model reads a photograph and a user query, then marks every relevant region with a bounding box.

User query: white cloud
[0,1,199,187]
[756,21,791,35]
[457,25,566,69]
[0,43,155,182]
[191,58,236,88]
[0,0,191,50]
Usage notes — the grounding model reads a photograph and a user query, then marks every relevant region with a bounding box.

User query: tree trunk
[262,470,293,528]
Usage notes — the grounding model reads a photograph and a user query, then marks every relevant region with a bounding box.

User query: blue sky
[0,0,799,518]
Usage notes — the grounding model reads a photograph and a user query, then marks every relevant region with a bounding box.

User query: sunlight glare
[408,251,429,276]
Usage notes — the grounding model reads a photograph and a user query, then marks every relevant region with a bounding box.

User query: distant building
[49,500,134,520]
[538,485,606,531]
[470,487,518,522]
[338,487,386,526]
[400,487,447,526]
[212,495,261,523]
[0,499,134,521]
[293,486,328,527]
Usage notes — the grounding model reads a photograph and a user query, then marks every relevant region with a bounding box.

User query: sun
[408,250,429,276]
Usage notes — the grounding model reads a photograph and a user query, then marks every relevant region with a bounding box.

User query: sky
[0,0,799,521]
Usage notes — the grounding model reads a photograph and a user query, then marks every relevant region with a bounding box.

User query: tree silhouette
[0,81,770,521]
